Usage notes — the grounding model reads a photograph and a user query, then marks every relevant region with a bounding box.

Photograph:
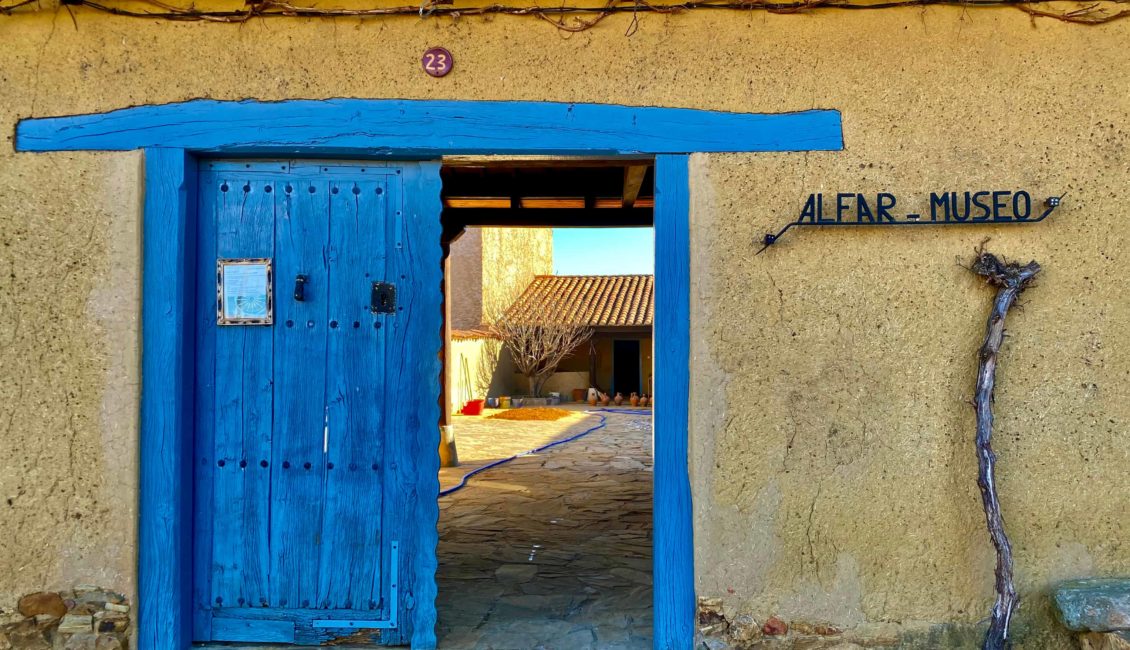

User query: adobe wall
[448,227,553,330]
[448,227,485,331]
[450,336,518,410]
[478,227,553,323]
[1,5,1127,647]
[682,14,1129,647]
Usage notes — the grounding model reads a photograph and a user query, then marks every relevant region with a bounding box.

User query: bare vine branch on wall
[1,0,1127,25]
[0,0,38,13]
[969,246,1041,650]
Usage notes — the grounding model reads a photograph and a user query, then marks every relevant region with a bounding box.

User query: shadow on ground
[436,410,653,650]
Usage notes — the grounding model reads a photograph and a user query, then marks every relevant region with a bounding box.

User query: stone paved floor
[436,407,653,649]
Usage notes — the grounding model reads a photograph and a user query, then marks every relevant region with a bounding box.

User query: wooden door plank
[211,617,296,643]
[211,607,382,646]
[269,178,332,609]
[192,171,219,640]
[212,175,276,611]
[653,154,695,650]
[318,175,390,612]
[212,606,397,621]
[382,163,443,649]
[139,149,196,650]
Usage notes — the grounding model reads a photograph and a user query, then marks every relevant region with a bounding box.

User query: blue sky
[552,228,654,275]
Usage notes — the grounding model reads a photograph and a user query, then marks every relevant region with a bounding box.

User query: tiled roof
[505,275,653,328]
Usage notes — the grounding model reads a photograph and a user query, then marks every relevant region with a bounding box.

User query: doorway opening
[436,157,656,648]
[613,339,644,397]
[17,97,830,650]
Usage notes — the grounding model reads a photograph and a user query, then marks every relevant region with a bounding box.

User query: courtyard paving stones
[436,408,653,649]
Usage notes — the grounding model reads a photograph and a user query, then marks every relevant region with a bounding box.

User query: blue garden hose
[438,408,652,497]
[593,408,652,416]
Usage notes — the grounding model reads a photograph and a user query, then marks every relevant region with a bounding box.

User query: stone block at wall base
[695,596,1008,649]
[696,596,882,650]
[1080,631,1130,650]
[0,588,129,650]
[1055,579,1130,632]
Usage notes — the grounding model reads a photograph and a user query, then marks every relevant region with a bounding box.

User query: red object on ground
[461,399,484,415]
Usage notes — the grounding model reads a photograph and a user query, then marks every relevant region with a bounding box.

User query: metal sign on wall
[759,190,1064,252]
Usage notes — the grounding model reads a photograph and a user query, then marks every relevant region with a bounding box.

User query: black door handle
[294,274,308,301]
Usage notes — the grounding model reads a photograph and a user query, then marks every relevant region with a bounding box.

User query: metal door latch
[371,282,396,314]
[294,274,308,302]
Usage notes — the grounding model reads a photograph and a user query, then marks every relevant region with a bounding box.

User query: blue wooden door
[192,160,443,647]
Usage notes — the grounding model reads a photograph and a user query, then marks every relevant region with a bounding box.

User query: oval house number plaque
[422,47,453,77]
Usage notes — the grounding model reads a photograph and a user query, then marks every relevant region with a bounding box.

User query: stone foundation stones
[696,596,861,650]
[1054,578,1130,650]
[1,588,130,650]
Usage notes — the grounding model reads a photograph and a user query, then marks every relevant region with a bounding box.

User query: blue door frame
[16,98,842,650]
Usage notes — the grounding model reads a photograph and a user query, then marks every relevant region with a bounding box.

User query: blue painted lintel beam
[16,98,843,155]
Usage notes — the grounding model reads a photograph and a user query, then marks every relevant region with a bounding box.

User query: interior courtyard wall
[478,227,553,323]
[449,227,552,330]
[448,227,485,330]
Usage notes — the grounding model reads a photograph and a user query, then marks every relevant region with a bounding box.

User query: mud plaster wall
[0,141,141,618]
[448,227,553,330]
[478,227,553,323]
[448,227,485,330]
[450,336,518,410]
[686,38,1130,647]
[1,6,1128,647]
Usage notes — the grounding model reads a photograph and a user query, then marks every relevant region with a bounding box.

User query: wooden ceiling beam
[442,207,653,229]
[444,197,511,208]
[622,164,649,208]
[442,155,653,168]
[445,196,655,209]
[520,197,586,208]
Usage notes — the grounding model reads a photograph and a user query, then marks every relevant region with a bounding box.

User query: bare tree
[492,312,592,397]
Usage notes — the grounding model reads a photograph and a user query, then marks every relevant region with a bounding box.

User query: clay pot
[630,392,640,407]
[588,396,598,407]
[614,392,624,406]
[572,388,587,402]
[600,395,611,406]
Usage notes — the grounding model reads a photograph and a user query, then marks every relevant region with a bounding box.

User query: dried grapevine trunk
[970,249,1041,650]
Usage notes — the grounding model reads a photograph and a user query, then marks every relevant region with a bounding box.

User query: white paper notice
[222,263,270,320]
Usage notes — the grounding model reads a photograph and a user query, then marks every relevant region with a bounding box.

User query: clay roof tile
[504,274,654,327]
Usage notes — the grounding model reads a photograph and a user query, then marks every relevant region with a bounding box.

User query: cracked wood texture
[191,160,442,647]
[15,99,843,155]
[970,250,1041,650]
[653,154,694,650]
